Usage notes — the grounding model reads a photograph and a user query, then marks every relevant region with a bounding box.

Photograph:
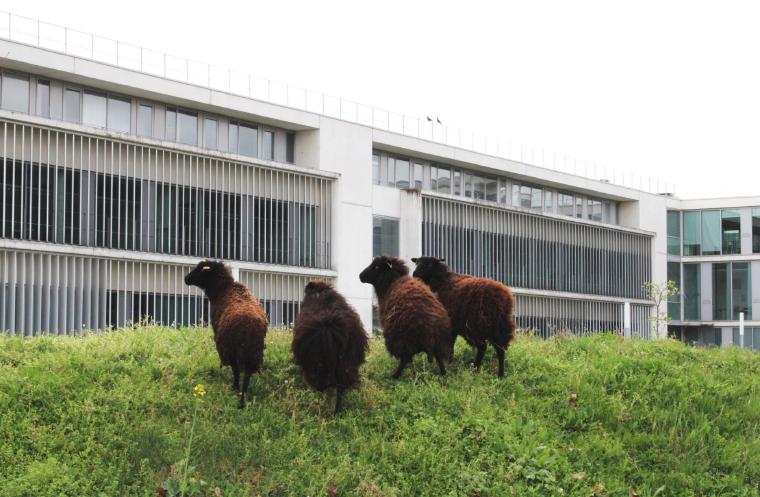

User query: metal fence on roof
[0,10,677,196]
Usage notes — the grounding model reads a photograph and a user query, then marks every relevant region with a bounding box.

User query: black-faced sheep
[359,256,452,379]
[291,280,369,414]
[184,260,268,408]
[412,256,516,378]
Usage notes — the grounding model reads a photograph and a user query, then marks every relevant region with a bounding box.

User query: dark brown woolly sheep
[412,256,516,378]
[291,280,369,414]
[184,260,268,408]
[359,256,452,379]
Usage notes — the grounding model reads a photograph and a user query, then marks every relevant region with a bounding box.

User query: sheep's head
[303,280,334,300]
[411,256,448,283]
[184,260,232,290]
[359,256,409,287]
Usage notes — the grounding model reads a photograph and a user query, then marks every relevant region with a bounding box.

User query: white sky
[4,0,759,199]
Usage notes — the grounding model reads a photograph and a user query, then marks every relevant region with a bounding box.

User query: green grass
[1,327,759,497]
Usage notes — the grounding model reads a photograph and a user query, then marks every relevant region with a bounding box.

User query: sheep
[411,256,516,378]
[291,280,369,414]
[184,260,268,408]
[359,256,452,379]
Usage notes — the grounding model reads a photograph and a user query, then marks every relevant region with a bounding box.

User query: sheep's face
[303,280,333,300]
[411,256,448,282]
[359,256,408,285]
[184,260,230,290]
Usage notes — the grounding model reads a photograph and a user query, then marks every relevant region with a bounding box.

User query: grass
[0,327,759,497]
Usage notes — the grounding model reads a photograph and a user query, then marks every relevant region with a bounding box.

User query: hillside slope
[0,327,759,497]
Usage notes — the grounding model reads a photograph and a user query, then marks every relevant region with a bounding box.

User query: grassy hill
[0,327,759,497]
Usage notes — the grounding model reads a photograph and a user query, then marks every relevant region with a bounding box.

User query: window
[36,80,50,117]
[602,201,614,223]
[137,104,153,138]
[412,162,423,190]
[472,174,484,200]
[732,262,751,320]
[485,177,498,202]
[263,130,274,160]
[83,91,107,128]
[204,118,218,149]
[452,170,461,196]
[531,188,542,210]
[732,327,760,350]
[107,95,131,133]
[667,211,681,256]
[498,178,508,204]
[753,208,760,254]
[683,264,701,320]
[544,191,554,212]
[395,158,410,189]
[177,110,197,146]
[701,210,721,255]
[712,263,730,320]
[667,262,681,320]
[229,121,258,157]
[372,154,380,185]
[558,193,574,216]
[721,209,741,255]
[683,211,701,255]
[286,132,295,163]
[372,216,399,257]
[1,73,29,113]
[575,196,584,218]
[436,166,451,194]
[165,108,176,140]
[463,172,473,198]
[587,198,602,222]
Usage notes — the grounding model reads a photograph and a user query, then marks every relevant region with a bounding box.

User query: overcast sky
[4,0,759,199]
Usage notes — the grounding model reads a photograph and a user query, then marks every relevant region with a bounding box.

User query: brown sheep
[291,280,369,414]
[412,256,516,378]
[184,260,268,408]
[359,256,452,379]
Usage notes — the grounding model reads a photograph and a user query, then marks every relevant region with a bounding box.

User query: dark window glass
[36,80,50,117]
[753,208,760,253]
[732,262,751,320]
[721,209,741,255]
[1,73,29,113]
[712,263,730,320]
[667,262,681,320]
[683,264,701,320]
[575,196,583,218]
[95,173,141,251]
[485,177,498,202]
[463,173,473,198]
[702,210,721,255]
[286,132,295,163]
[373,216,399,257]
[137,104,153,138]
[683,211,701,255]
[667,210,681,256]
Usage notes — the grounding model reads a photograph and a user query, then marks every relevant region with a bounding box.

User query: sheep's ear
[201,266,211,271]
[411,258,418,263]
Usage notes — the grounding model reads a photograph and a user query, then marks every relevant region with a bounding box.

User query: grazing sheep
[359,256,452,379]
[184,260,268,408]
[291,280,369,414]
[412,256,516,378]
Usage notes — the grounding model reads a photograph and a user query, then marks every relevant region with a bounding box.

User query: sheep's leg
[495,346,505,378]
[434,351,447,376]
[426,351,434,364]
[472,344,487,369]
[334,387,345,414]
[232,367,240,392]
[391,355,412,379]
[239,370,252,409]
[449,333,458,362]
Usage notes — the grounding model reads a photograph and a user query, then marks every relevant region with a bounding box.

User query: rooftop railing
[0,10,677,196]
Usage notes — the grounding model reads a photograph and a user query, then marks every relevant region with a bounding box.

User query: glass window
[437,166,451,194]
[602,201,614,223]
[753,208,760,253]
[372,154,380,185]
[263,130,274,160]
[558,193,574,216]
[204,118,218,149]
[36,80,50,117]
[702,210,721,255]
[667,211,681,256]
[452,170,461,196]
[385,157,396,187]
[372,216,399,257]
[165,109,177,140]
[239,123,257,157]
[286,132,295,163]
[463,172,473,198]
[588,199,603,222]
[498,178,508,204]
[544,191,554,212]
[137,104,153,137]
[107,95,131,133]
[395,159,410,189]
[683,263,701,320]
[712,263,730,320]
[683,211,701,256]
[1,73,29,113]
[667,262,681,320]
[413,162,424,190]
[485,177,498,202]
[63,88,81,123]
[575,196,584,218]
[530,188,542,210]
[472,175,485,200]
[721,209,741,255]
[732,262,751,320]
[82,91,107,128]
[177,110,197,146]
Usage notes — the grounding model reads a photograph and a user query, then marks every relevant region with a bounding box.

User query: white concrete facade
[0,38,756,347]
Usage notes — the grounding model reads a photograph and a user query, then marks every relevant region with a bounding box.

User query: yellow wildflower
[193,384,206,398]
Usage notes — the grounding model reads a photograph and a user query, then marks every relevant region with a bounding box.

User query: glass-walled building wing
[421,195,652,300]
[0,119,333,269]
